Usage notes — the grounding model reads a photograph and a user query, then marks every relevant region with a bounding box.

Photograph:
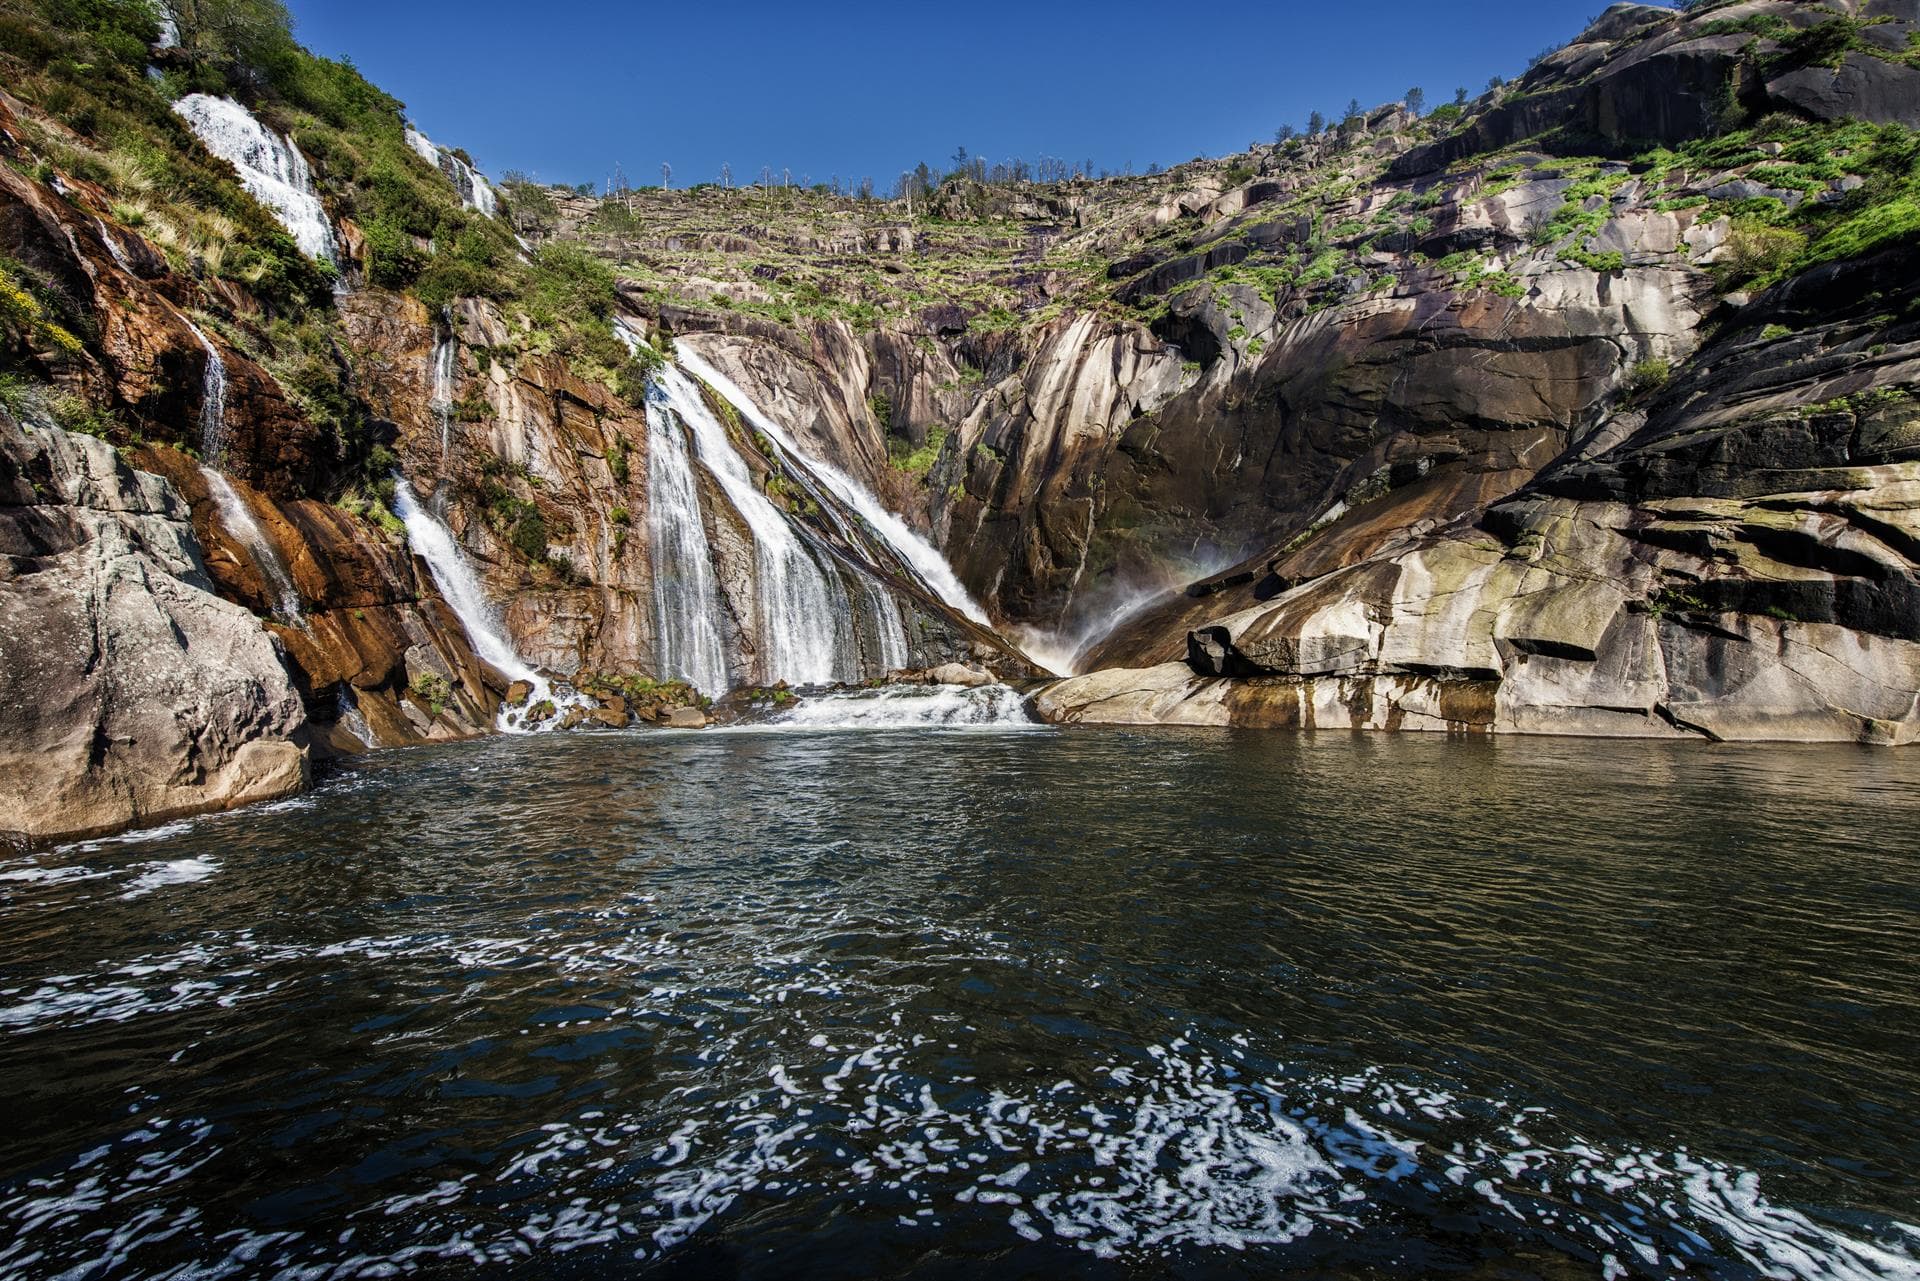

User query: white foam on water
[118,858,219,901]
[2,919,1913,1279]
[759,684,1040,731]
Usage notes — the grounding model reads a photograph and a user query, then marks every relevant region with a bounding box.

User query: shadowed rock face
[0,412,309,842]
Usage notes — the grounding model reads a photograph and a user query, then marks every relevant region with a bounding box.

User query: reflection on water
[1,729,1917,1279]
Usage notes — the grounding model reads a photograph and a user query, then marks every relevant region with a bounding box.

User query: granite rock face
[1043,246,1920,744]
[0,412,310,842]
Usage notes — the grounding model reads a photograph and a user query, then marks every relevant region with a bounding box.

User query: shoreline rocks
[0,414,310,844]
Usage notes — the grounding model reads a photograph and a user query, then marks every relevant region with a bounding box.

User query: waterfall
[201,468,302,623]
[172,95,338,263]
[643,390,731,697]
[95,219,135,274]
[857,573,912,673]
[655,366,850,686]
[335,685,374,748]
[428,318,457,456]
[405,128,499,217]
[676,348,992,627]
[392,479,587,732]
[180,316,228,460]
[152,2,179,49]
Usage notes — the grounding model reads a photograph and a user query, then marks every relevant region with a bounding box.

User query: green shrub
[1720,220,1808,286]
[1628,358,1671,393]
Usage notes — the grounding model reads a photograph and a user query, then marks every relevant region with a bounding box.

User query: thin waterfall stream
[393,479,590,732]
[179,310,302,625]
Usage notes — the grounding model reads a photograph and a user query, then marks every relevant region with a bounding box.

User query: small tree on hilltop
[1405,86,1426,116]
[1307,109,1326,137]
[1275,123,1297,143]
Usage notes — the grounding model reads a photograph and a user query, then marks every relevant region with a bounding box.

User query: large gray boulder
[0,411,309,842]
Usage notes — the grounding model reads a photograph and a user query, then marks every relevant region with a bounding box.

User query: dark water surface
[2,726,1917,1279]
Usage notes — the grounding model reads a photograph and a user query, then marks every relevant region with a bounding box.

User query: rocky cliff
[554,0,1920,743]
[4,0,1920,841]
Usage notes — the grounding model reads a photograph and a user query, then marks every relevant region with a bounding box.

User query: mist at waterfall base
[3,731,1917,1279]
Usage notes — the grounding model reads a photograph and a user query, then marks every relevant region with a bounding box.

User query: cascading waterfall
[180,316,227,459]
[643,389,732,697]
[171,95,338,263]
[392,479,588,732]
[152,2,179,49]
[201,469,302,623]
[855,573,912,673]
[677,348,992,628]
[335,686,374,748]
[613,323,1002,703]
[405,128,499,217]
[655,366,850,686]
[428,317,457,456]
[179,312,301,624]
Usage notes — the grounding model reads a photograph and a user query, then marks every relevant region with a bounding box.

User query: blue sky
[286,1,1617,189]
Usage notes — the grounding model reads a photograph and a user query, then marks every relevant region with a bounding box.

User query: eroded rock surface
[0,412,309,841]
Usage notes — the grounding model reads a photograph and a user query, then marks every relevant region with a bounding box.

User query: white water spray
[766,684,1039,730]
[201,469,301,623]
[172,95,337,262]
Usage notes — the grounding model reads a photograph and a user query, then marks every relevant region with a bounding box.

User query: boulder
[925,662,995,688]
[665,706,708,728]
[0,414,309,842]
